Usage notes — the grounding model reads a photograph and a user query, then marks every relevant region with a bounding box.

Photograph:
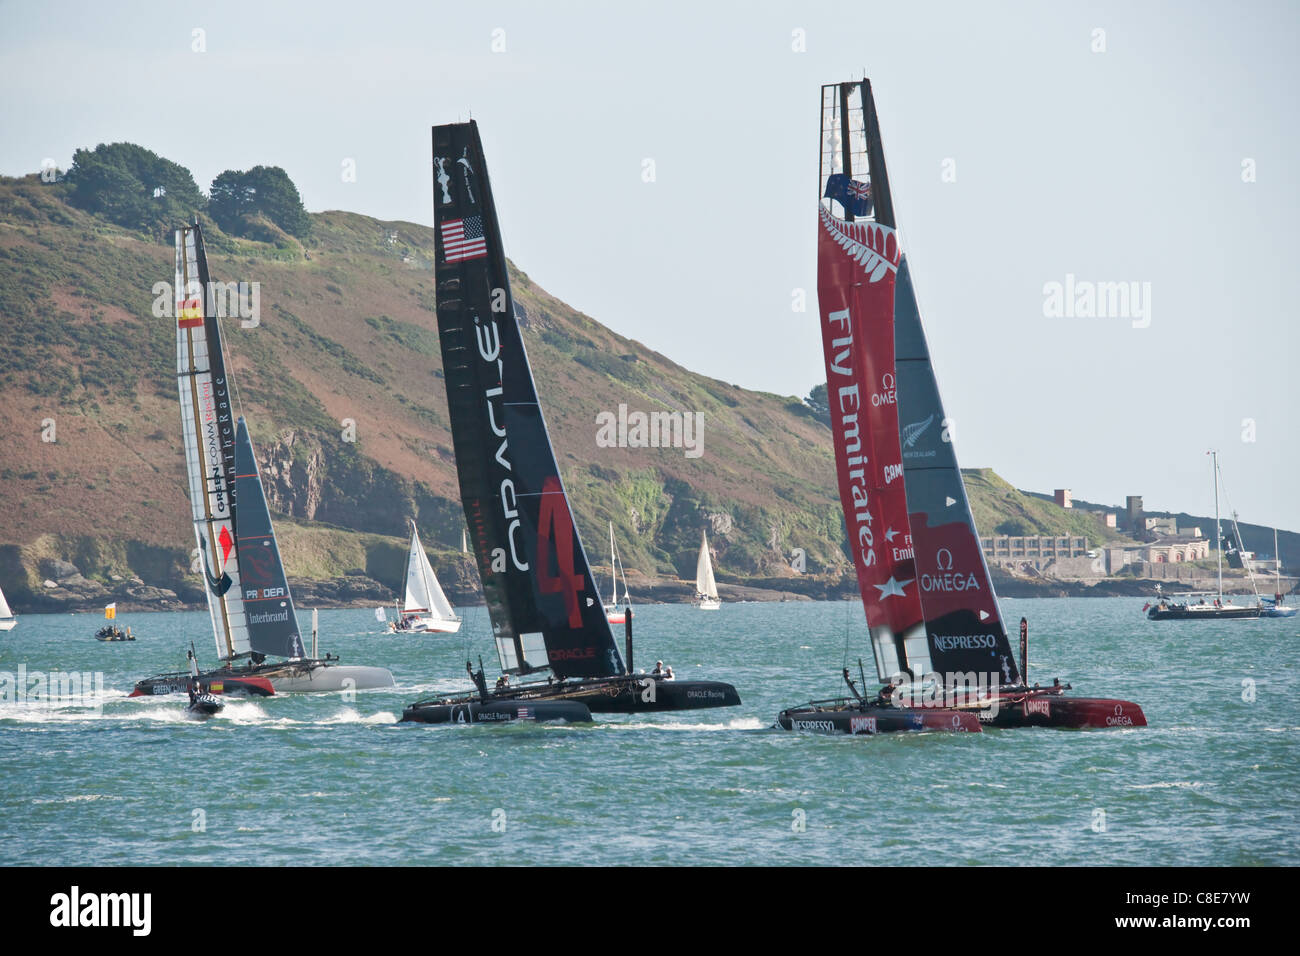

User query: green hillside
[0,155,1149,613]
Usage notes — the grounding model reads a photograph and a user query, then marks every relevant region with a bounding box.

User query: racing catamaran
[780,79,1144,732]
[402,121,740,724]
[777,80,980,735]
[131,223,394,697]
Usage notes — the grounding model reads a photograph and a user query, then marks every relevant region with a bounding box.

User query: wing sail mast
[175,224,250,661]
[431,121,624,679]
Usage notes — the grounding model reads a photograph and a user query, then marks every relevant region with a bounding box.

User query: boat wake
[603,716,766,733]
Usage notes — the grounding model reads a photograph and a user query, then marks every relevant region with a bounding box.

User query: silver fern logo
[819,206,899,282]
[902,414,935,448]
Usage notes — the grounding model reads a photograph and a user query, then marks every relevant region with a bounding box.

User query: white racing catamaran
[131,222,394,698]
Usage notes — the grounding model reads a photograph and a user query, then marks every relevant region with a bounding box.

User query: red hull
[980,691,1146,729]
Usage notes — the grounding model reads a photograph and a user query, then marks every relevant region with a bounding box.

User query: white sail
[404,521,457,622]
[176,225,250,661]
[696,529,719,601]
[0,583,13,622]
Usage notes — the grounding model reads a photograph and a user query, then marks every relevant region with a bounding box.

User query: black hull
[1148,606,1260,620]
[576,677,741,713]
[776,700,982,734]
[401,699,591,724]
[185,695,224,719]
[401,675,740,723]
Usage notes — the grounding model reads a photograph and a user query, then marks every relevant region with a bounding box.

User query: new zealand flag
[824,174,873,217]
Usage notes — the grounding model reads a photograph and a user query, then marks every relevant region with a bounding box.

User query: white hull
[698,599,721,611]
[0,619,16,631]
[269,664,395,693]
[390,616,462,634]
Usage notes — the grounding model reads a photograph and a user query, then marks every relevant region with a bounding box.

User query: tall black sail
[894,258,1021,686]
[431,122,623,679]
[233,417,305,659]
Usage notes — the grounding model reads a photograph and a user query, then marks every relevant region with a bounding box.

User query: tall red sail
[816,81,931,681]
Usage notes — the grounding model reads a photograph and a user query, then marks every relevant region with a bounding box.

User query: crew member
[876,679,897,706]
[651,661,665,677]
[843,667,863,702]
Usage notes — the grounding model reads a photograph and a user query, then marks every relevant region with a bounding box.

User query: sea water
[1,598,1295,865]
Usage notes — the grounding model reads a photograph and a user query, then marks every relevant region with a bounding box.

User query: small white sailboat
[696,529,721,610]
[391,519,462,634]
[603,521,629,624]
[1264,527,1297,618]
[0,583,18,631]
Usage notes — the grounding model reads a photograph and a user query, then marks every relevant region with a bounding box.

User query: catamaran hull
[776,704,982,734]
[130,662,394,697]
[1148,606,1260,620]
[392,618,462,634]
[0,620,17,631]
[129,673,275,697]
[578,678,741,712]
[400,699,592,724]
[977,695,1147,729]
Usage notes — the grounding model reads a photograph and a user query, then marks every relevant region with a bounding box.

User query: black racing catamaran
[402,121,740,724]
[131,223,394,698]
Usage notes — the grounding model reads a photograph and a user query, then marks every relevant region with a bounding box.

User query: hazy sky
[3,0,1297,531]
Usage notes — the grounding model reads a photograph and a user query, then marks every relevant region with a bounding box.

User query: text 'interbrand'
[595,404,703,459]
[1042,274,1151,328]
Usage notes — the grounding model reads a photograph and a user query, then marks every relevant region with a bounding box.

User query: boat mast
[1276,527,1283,600]
[1213,450,1222,602]
[838,83,855,222]
[609,521,617,606]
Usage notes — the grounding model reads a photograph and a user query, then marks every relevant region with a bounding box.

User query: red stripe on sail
[816,209,920,639]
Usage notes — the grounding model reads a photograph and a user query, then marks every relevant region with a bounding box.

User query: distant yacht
[695,529,721,610]
[1147,451,1262,621]
[390,519,461,633]
[603,521,629,624]
[1263,527,1296,618]
[0,582,16,631]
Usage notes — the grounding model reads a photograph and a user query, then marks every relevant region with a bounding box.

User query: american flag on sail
[441,217,487,262]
